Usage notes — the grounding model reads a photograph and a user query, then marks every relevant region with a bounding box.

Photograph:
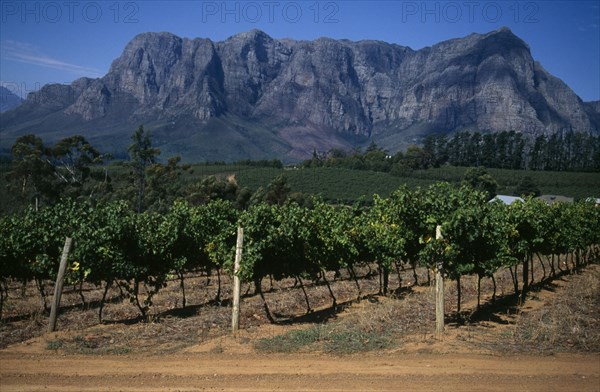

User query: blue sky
[1,0,599,101]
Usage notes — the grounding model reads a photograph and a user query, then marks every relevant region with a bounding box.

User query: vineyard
[1,180,600,392]
[1,182,598,332]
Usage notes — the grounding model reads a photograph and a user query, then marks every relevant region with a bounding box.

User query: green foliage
[6,134,55,207]
[183,175,241,207]
[255,323,393,354]
[255,326,323,353]
[353,194,407,269]
[72,201,131,286]
[303,130,599,173]
[411,166,599,201]
[1,176,598,319]
[49,135,108,196]
[145,156,192,213]
[515,176,541,197]
[2,131,597,322]
[427,130,599,171]
[127,125,160,213]
[462,166,498,200]
[4,134,109,211]
[250,175,291,206]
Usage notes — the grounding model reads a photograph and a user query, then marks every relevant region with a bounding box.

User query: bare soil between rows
[1,263,599,391]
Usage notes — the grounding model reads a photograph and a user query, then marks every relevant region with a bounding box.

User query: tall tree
[477,133,493,168]
[510,132,525,170]
[546,133,561,171]
[8,135,55,209]
[128,125,160,213]
[145,156,191,212]
[403,145,427,169]
[422,134,447,168]
[529,135,546,170]
[467,132,483,167]
[49,135,108,199]
[263,175,291,205]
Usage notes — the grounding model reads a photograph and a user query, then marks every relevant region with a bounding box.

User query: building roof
[490,195,524,205]
[536,195,574,205]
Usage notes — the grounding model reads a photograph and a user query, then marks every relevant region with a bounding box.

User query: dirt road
[1,266,599,391]
[1,350,598,391]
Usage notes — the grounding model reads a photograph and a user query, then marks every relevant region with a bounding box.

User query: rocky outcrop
[1,28,597,161]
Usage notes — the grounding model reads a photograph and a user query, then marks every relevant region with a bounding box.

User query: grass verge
[509,266,600,353]
[256,293,434,355]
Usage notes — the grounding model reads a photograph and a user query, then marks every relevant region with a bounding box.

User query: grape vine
[1,184,598,321]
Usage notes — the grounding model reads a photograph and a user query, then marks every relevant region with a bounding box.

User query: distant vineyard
[187,164,600,202]
[1,159,599,217]
[1,183,598,322]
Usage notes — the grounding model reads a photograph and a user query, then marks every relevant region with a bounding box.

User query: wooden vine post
[48,237,73,333]
[435,225,444,338]
[231,227,244,333]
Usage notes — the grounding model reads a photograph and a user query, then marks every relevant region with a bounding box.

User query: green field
[1,162,598,213]
[184,164,599,202]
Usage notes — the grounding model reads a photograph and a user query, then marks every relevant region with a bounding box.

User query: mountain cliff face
[1,28,598,161]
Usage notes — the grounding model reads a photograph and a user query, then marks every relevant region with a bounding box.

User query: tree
[462,166,498,200]
[49,135,109,199]
[480,134,496,168]
[529,135,547,170]
[510,132,525,169]
[422,134,447,168]
[7,135,55,209]
[145,156,191,212]
[128,125,160,213]
[515,176,541,197]
[248,175,291,206]
[403,145,427,170]
[6,135,110,211]
[363,145,391,172]
[184,175,240,207]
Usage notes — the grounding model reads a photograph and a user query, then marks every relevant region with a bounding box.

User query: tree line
[3,128,597,217]
[1,126,297,216]
[303,130,600,173]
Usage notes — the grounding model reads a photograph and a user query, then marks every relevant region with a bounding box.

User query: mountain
[1,28,598,162]
[0,86,23,113]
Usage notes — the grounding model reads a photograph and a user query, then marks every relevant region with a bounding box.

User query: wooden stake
[435,226,444,338]
[48,237,73,333]
[231,227,244,332]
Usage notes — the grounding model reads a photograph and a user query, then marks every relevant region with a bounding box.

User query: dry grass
[255,290,436,354]
[1,257,598,356]
[508,265,600,353]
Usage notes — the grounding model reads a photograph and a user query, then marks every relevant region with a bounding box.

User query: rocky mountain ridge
[1,28,598,161]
